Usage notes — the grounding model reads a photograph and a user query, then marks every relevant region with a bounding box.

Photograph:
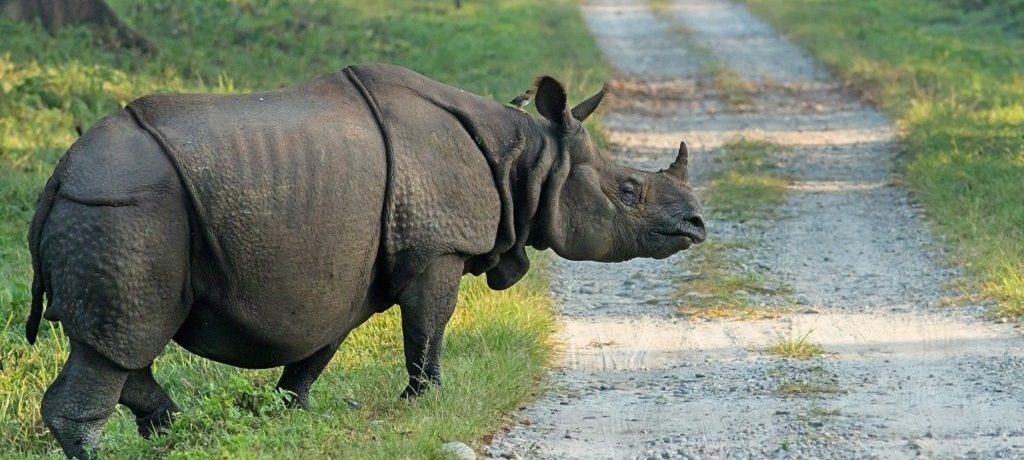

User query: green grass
[675,139,791,319]
[706,138,790,221]
[765,331,826,359]
[743,0,1024,319]
[2,273,557,459]
[0,0,607,457]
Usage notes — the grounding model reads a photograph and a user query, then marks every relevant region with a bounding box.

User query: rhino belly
[172,165,387,369]
[172,142,387,367]
[173,274,381,369]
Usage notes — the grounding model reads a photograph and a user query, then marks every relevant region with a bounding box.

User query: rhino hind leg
[276,337,344,409]
[119,367,178,437]
[41,341,130,460]
[397,255,464,399]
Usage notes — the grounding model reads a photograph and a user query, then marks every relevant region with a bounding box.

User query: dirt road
[486,1,1024,459]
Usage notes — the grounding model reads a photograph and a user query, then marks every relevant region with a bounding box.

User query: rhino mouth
[655,232,694,253]
[646,228,701,259]
[653,226,706,245]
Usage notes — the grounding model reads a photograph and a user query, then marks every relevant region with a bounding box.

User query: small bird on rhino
[508,89,534,110]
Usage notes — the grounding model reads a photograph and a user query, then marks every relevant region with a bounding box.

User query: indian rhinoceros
[26,64,706,458]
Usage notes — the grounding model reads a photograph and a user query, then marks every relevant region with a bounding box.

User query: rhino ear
[534,76,576,130]
[570,83,608,122]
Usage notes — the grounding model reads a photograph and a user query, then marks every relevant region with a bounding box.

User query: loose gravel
[486,1,1024,459]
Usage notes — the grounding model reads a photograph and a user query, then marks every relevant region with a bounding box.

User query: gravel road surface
[486,1,1024,459]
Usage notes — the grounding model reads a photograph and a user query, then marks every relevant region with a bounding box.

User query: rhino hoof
[136,403,177,438]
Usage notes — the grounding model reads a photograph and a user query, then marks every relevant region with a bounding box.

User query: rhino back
[128,73,388,366]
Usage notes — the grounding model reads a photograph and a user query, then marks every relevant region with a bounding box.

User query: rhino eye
[618,181,640,206]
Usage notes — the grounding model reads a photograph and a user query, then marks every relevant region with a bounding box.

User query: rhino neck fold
[342,64,562,291]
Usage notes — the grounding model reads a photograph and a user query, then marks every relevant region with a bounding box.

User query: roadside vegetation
[744,0,1024,319]
[676,139,791,319]
[764,331,826,360]
[0,0,606,457]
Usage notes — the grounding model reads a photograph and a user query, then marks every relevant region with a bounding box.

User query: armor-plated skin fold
[26,64,705,459]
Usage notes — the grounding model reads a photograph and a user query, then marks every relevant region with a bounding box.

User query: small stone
[440,441,476,460]
[344,398,361,410]
[906,439,933,454]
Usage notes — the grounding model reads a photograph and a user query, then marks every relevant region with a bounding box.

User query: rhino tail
[26,175,59,345]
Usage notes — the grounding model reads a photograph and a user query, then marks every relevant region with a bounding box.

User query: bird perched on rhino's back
[508,88,533,110]
[25,63,706,459]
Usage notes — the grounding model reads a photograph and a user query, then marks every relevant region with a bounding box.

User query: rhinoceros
[26,64,705,458]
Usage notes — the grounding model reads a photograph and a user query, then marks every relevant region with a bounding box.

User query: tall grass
[0,0,607,457]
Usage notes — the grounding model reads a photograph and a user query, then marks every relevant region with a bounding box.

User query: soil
[486,1,1024,459]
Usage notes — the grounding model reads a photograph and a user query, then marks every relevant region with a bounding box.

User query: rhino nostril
[686,215,705,229]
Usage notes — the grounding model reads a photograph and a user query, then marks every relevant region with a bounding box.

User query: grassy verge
[743,0,1024,318]
[676,139,791,319]
[0,0,606,457]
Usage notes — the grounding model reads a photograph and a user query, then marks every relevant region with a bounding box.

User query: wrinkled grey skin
[26,64,705,459]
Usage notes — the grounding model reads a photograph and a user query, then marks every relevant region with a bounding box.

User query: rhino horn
[665,141,690,182]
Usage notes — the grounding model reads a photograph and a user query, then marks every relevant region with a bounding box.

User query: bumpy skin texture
[27,64,706,458]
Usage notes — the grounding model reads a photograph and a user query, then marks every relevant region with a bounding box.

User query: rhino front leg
[276,337,344,409]
[397,254,464,398]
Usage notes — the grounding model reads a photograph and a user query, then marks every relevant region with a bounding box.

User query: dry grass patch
[675,241,786,320]
[765,331,826,359]
[675,139,792,319]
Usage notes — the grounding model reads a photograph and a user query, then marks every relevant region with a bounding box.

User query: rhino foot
[135,402,178,438]
[399,375,440,399]
[41,342,129,459]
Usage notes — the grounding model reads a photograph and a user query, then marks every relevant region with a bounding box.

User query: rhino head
[529,76,706,263]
